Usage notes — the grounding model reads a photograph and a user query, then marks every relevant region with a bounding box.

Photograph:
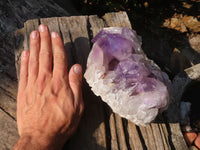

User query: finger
[38,24,53,74]
[28,31,40,83]
[52,32,68,78]
[19,50,30,91]
[69,64,83,107]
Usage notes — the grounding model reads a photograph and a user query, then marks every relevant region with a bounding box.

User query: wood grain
[0,109,19,150]
[127,121,143,150]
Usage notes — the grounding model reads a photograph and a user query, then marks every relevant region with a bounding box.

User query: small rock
[163,19,170,27]
[180,21,188,33]
[184,132,197,146]
[189,34,200,53]
[182,125,193,133]
[170,18,179,28]
[163,16,187,33]
[182,2,193,9]
[194,133,200,149]
[182,16,200,33]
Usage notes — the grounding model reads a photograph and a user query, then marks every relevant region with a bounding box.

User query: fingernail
[39,24,47,32]
[51,32,58,38]
[31,31,38,39]
[74,65,82,74]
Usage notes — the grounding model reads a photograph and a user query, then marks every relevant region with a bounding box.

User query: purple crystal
[84,27,171,126]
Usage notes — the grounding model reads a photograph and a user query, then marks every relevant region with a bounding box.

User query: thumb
[69,64,83,106]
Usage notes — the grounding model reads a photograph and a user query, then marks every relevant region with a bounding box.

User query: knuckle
[40,50,52,57]
[29,57,38,65]
[54,53,66,63]
[51,78,63,94]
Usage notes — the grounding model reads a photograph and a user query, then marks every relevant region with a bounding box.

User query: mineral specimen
[84,27,171,126]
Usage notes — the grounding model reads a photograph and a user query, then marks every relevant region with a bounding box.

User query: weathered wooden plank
[40,17,61,57]
[24,19,39,50]
[109,112,119,150]
[151,123,166,150]
[89,15,106,36]
[115,114,128,150]
[65,90,107,150]
[145,125,157,150]
[103,12,132,28]
[159,123,171,149]
[127,121,143,150]
[139,125,151,149]
[40,17,60,33]
[58,17,75,69]
[138,121,180,150]
[0,109,19,150]
[0,88,16,119]
[169,123,188,150]
[66,16,90,71]
[0,72,17,119]
[59,16,107,150]
[0,73,17,99]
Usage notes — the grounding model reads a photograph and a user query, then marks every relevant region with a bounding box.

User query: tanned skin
[14,24,84,150]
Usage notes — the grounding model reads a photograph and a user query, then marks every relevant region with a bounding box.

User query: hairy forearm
[13,136,63,150]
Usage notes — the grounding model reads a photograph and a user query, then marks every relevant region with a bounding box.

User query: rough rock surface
[84,27,171,126]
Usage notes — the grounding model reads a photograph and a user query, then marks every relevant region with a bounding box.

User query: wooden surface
[0,11,188,150]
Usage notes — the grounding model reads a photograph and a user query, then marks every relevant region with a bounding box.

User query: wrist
[14,134,64,150]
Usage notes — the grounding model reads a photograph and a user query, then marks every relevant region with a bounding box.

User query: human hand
[14,24,84,150]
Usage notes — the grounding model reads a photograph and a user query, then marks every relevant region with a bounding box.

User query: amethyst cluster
[84,27,171,126]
